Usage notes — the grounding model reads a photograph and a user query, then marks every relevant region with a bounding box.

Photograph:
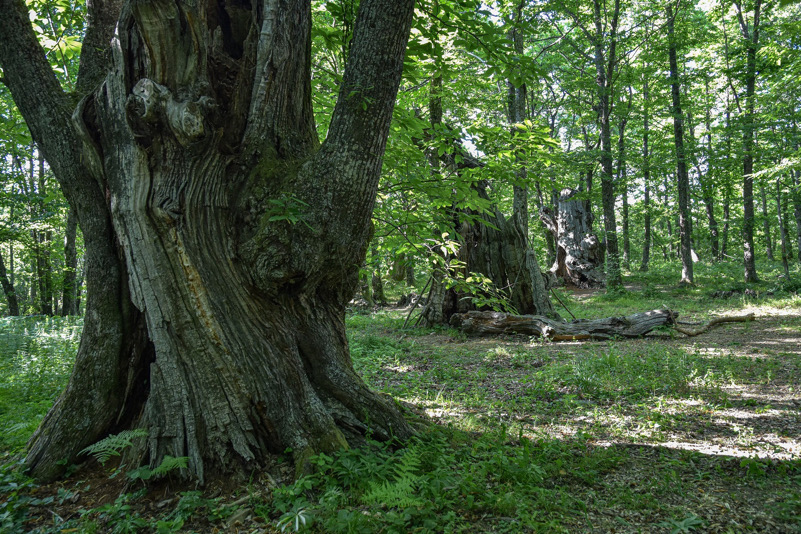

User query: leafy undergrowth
[2,259,801,533]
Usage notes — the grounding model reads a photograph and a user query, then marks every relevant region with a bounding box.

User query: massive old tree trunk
[418,50,553,325]
[541,189,605,288]
[2,0,415,483]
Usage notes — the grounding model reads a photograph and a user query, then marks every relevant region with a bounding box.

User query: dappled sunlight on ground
[362,298,801,467]
[342,290,801,531]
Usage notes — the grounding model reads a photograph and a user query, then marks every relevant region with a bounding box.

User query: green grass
[0,316,81,453]
[1,261,800,532]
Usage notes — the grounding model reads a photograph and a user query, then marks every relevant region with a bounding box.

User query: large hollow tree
[0,0,415,483]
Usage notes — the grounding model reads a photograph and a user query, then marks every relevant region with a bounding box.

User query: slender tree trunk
[640,71,651,272]
[75,259,85,315]
[777,179,790,279]
[667,5,692,284]
[507,3,534,273]
[0,250,20,316]
[722,189,731,259]
[62,208,78,316]
[360,269,374,306]
[29,239,38,311]
[37,153,54,315]
[593,0,623,290]
[370,245,387,305]
[9,242,14,295]
[704,80,719,261]
[721,89,733,260]
[664,174,674,258]
[760,183,774,260]
[793,169,801,261]
[616,116,630,270]
[406,261,415,287]
[737,0,762,282]
[41,231,53,315]
[543,118,558,266]
[690,76,719,261]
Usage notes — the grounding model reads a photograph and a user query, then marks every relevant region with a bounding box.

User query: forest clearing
[2,260,800,532]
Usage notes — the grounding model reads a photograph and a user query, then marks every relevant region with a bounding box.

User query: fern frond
[362,477,424,508]
[361,448,424,508]
[150,455,188,477]
[128,455,189,482]
[79,429,148,465]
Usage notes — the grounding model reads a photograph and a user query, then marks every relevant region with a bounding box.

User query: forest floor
[2,261,801,533]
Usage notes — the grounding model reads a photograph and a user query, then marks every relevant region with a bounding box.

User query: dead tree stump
[541,189,605,288]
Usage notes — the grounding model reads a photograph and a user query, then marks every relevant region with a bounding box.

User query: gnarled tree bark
[2,0,415,483]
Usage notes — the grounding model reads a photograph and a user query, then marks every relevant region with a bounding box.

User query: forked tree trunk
[3,0,415,483]
[541,189,605,288]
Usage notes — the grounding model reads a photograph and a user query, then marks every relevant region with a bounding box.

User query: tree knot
[126,79,216,147]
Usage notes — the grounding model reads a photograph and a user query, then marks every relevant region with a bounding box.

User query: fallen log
[449,309,757,340]
[671,313,755,337]
[449,309,677,339]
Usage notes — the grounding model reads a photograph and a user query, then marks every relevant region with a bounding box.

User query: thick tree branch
[76,0,124,95]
